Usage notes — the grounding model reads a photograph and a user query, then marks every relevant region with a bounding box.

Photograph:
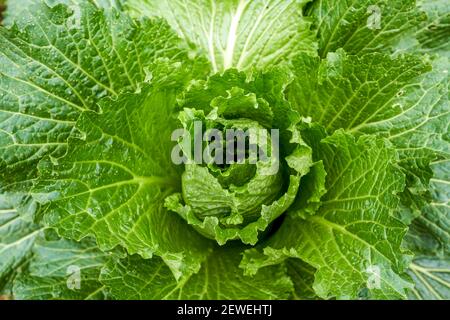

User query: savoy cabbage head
[0,0,449,300]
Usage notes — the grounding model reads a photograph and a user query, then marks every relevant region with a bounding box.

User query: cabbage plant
[0,0,448,300]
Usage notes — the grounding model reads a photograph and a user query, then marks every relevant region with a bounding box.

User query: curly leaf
[13,238,111,300]
[0,190,41,289]
[405,159,450,255]
[310,0,426,57]
[242,131,412,299]
[34,84,213,279]
[407,255,450,300]
[287,259,318,300]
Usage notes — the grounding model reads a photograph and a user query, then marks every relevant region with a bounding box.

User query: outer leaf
[286,259,318,300]
[125,0,317,72]
[405,159,450,255]
[100,246,293,300]
[242,131,412,299]
[352,56,449,164]
[309,0,426,57]
[167,69,315,245]
[13,238,111,300]
[0,0,197,182]
[0,1,4,25]
[288,51,449,210]
[34,84,213,279]
[395,0,450,57]
[3,0,124,26]
[289,51,431,135]
[407,255,450,300]
[289,159,327,219]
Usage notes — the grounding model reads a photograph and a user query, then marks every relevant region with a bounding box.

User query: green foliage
[1,0,448,300]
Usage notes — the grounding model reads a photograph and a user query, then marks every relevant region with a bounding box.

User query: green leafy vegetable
[407,255,450,300]
[0,191,41,291]
[125,0,317,72]
[34,83,213,279]
[288,50,449,218]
